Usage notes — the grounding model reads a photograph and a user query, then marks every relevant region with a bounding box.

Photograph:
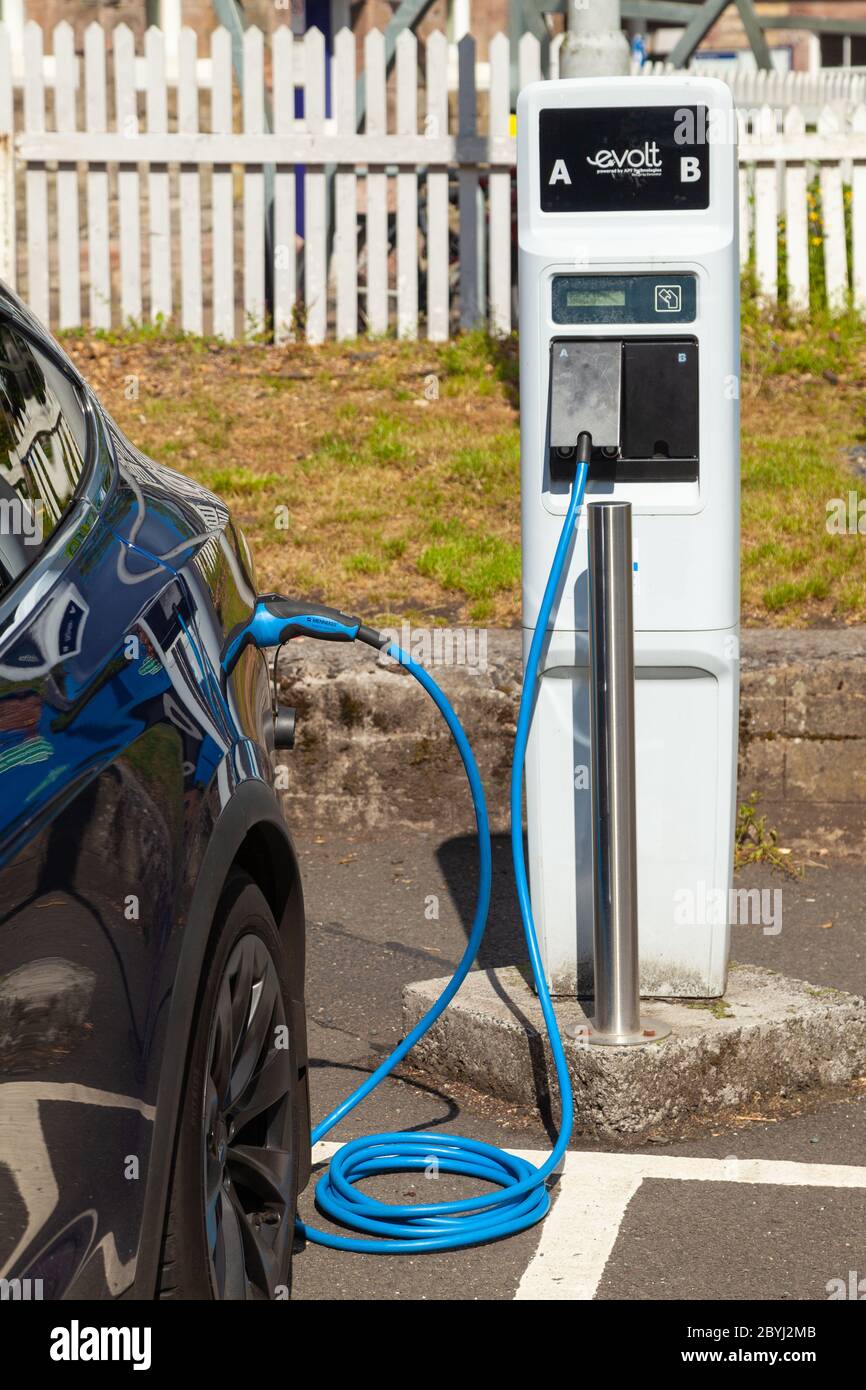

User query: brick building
[3,0,866,69]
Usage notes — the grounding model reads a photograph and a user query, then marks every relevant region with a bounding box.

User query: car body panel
[0,284,309,1299]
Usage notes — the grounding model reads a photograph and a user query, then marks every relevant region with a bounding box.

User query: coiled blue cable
[297,461,590,1253]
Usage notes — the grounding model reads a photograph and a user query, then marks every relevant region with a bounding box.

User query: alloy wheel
[203,932,294,1299]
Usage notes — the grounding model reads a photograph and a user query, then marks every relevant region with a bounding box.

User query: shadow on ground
[435,831,529,967]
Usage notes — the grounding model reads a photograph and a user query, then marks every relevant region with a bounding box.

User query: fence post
[396,29,419,341]
[458,33,481,331]
[54,21,81,328]
[0,25,14,290]
[303,27,327,346]
[853,104,866,313]
[85,22,111,329]
[488,32,512,336]
[0,132,12,291]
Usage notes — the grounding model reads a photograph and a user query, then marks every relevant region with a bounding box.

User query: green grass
[345,550,385,577]
[418,521,521,600]
[62,302,866,627]
[206,465,282,496]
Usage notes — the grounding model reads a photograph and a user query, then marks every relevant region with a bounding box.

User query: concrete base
[402,964,866,1137]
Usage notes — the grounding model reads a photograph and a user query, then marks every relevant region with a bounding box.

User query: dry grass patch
[61,306,866,627]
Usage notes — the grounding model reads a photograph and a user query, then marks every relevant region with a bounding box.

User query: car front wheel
[159,871,298,1300]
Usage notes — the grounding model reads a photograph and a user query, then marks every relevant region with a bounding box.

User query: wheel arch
[133,777,308,1298]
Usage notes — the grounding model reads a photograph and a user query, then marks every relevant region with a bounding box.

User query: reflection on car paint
[0,1079,155,1296]
[0,293,284,1295]
[0,581,89,680]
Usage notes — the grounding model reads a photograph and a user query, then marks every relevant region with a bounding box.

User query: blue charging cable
[221,439,591,1252]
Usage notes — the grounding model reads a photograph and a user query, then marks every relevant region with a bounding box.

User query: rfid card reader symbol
[655,284,682,313]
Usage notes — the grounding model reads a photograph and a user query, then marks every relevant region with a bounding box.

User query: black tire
[159,870,298,1300]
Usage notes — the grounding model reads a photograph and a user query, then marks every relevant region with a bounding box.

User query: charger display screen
[565,288,626,307]
[553,273,697,324]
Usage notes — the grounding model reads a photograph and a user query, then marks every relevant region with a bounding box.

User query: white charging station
[517,76,739,998]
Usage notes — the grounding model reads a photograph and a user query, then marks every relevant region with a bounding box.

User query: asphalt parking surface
[292,829,866,1301]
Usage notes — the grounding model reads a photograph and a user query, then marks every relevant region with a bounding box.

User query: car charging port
[273,704,296,750]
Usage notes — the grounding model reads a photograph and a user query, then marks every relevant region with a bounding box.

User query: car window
[0,322,89,593]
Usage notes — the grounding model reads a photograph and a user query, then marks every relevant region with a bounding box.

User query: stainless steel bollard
[576,501,670,1047]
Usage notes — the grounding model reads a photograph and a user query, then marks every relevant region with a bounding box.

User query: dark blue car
[0,282,310,1300]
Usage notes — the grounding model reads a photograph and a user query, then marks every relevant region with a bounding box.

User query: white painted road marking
[314,1141,866,1299]
[513,1154,642,1301]
[513,1151,866,1301]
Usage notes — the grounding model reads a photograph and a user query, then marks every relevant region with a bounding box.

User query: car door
[0,319,221,1298]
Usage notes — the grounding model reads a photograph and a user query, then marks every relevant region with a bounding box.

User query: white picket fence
[741,105,866,312]
[1,20,866,342]
[644,60,866,120]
